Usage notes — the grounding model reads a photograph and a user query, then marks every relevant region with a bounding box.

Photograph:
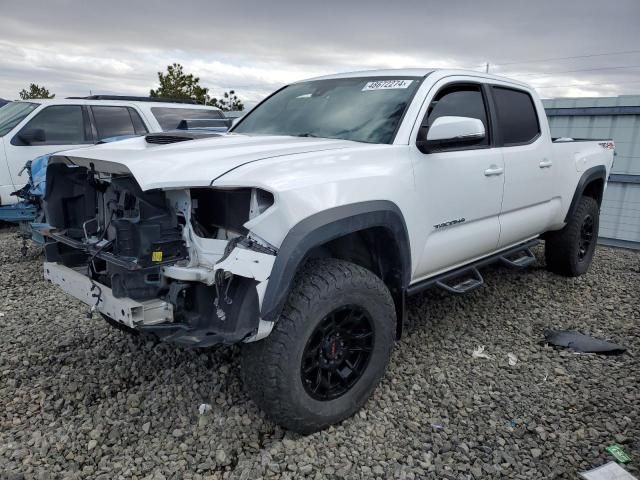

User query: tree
[150,63,209,104]
[209,90,244,112]
[150,63,245,111]
[19,84,55,100]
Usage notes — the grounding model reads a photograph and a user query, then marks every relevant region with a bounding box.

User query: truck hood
[50,134,357,191]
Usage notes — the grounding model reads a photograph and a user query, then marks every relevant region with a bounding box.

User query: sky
[1,0,639,106]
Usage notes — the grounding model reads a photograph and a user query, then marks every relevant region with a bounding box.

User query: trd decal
[434,218,466,229]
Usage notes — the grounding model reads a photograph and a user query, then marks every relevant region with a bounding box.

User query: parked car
[0,96,228,206]
[39,69,614,434]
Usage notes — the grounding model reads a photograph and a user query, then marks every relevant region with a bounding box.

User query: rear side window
[91,106,148,139]
[426,85,489,147]
[151,107,224,130]
[491,87,540,145]
[13,105,90,145]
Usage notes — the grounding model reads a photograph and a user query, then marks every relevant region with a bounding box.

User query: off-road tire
[545,196,600,277]
[241,258,396,434]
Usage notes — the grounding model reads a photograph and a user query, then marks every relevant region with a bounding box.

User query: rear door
[490,86,554,248]
[410,80,505,278]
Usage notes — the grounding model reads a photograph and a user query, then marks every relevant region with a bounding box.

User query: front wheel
[545,195,600,277]
[241,258,396,434]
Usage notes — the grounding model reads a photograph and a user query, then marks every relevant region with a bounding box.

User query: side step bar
[407,239,539,297]
[500,247,536,268]
[435,267,484,294]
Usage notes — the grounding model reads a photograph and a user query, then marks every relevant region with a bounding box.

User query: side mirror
[416,116,485,153]
[16,128,46,146]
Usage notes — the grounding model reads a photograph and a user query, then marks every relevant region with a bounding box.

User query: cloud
[1,0,639,102]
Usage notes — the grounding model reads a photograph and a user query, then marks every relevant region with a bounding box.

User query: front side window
[425,85,489,147]
[151,107,224,131]
[0,102,38,137]
[491,87,540,146]
[13,105,89,145]
[91,106,147,139]
[232,77,423,144]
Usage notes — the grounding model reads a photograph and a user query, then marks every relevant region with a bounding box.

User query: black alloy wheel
[578,214,594,262]
[301,305,374,400]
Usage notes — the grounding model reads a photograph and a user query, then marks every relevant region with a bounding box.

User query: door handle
[484,166,504,176]
[539,160,553,168]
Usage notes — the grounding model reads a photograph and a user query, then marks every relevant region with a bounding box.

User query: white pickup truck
[40,69,614,433]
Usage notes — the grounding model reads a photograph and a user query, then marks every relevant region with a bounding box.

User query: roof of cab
[299,68,531,89]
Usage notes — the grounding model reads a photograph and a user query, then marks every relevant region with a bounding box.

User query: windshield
[233,77,422,144]
[0,102,38,137]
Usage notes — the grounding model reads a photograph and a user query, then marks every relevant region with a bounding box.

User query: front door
[410,81,505,279]
[4,105,93,191]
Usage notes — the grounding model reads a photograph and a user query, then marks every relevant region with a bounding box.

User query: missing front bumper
[43,262,173,328]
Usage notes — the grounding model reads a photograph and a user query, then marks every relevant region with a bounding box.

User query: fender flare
[260,200,411,322]
[564,165,607,223]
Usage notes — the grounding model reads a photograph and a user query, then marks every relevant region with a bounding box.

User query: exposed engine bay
[41,161,278,347]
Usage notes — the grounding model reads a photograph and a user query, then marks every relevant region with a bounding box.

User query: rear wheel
[545,196,600,277]
[241,258,395,434]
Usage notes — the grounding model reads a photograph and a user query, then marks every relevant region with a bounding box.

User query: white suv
[0,97,225,205]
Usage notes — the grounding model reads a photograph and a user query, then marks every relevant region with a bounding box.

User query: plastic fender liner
[260,200,411,322]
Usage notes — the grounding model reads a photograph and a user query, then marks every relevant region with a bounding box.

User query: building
[543,96,640,249]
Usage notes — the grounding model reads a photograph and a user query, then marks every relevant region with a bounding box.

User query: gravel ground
[0,227,638,480]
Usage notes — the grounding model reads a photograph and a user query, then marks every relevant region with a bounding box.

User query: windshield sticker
[362,80,413,91]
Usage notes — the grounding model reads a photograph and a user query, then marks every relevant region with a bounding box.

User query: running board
[500,248,536,268]
[435,267,484,294]
[407,239,539,297]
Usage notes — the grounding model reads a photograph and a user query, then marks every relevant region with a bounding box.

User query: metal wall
[543,95,640,249]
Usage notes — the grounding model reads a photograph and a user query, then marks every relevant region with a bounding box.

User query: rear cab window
[491,87,540,146]
[151,107,224,131]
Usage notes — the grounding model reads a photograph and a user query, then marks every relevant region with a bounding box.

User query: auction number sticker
[362,79,413,91]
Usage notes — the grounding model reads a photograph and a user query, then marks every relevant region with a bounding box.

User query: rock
[0,234,637,480]
[216,449,231,466]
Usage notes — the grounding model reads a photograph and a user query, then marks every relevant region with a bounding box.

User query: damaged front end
[41,160,278,347]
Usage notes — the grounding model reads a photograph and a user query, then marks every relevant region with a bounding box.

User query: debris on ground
[607,444,632,464]
[472,345,492,359]
[544,329,627,355]
[198,403,212,415]
[508,353,518,366]
[580,461,637,480]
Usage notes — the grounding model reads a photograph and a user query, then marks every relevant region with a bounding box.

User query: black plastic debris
[544,330,626,355]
